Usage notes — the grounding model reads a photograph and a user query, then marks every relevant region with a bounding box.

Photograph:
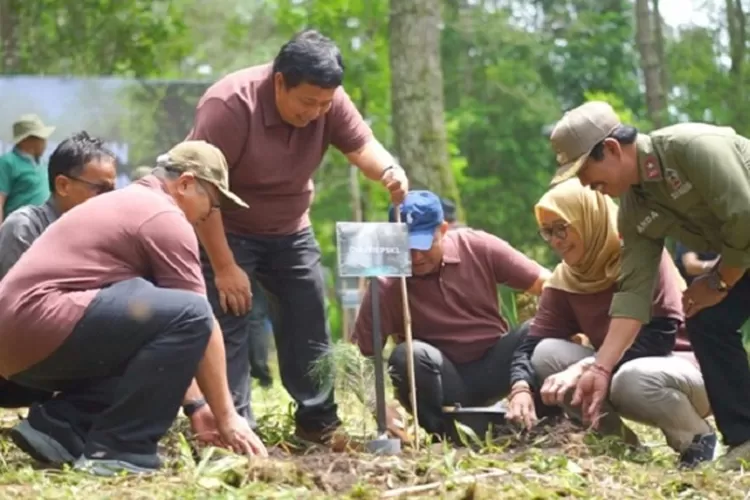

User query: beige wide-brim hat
[12,114,55,145]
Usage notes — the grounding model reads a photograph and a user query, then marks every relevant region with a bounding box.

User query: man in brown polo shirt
[187,29,408,445]
[352,190,550,439]
[0,141,266,476]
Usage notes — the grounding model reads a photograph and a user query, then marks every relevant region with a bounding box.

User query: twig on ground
[380,470,508,498]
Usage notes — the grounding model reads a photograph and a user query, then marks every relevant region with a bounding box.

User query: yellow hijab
[535,178,621,294]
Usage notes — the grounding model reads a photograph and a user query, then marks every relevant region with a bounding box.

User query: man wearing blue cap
[352,190,551,440]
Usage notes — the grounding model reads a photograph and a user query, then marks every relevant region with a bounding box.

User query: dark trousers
[686,273,750,447]
[0,377,52,408]
[247,275,273,386]
[201,227,338,431]
[10,278,213,457]
[388,321,549,435]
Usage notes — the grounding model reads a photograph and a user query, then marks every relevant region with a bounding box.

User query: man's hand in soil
[381,167,409,205]
[189,404,223,446]
[571,364,611,427]
[217,412,268,457]
[214,263,252,316]
[507,383,537,431]
[540,364,585,406]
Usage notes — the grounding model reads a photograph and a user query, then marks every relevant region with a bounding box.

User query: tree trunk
[0,0,19,73]
[635,0,667,127]
[651,0,669,102]
[726,0,747,128]
[389,0,461,215]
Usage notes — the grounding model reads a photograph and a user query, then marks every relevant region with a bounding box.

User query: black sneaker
[75,448,161,477]
[10,404,85,466]
[678,432,717,469]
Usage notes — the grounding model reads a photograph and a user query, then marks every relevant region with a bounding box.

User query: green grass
[2,350,750,499]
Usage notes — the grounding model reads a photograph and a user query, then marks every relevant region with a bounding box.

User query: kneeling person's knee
[531,338,570,381]
[388,341,437,376]
[609,360,656,409]
[172,291,214,338]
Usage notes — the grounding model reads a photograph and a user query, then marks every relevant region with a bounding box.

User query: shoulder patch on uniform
[643,155,661,180]
[665,168,693,200]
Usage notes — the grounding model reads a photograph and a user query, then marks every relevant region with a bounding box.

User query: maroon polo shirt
[530,249,693,352]
[187,63,374,235]
[352,229,545,365]
[0,176,205,377]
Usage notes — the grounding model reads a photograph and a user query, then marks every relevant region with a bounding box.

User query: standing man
[187,29,408,448]
[0,114,55,222]
[547,100,750,469]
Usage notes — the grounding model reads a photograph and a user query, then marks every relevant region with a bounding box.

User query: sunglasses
[66,175,115,195]
[538,223,570,242]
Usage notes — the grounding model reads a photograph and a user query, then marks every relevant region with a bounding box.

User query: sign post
[336,221,413,454]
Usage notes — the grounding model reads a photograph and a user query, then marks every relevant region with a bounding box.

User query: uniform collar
[258,77,285,128]
[441,231,461,264]
[635,134,663,183]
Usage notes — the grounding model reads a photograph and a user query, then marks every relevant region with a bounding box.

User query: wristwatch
[182,398,207,417]
[707,269,730,292]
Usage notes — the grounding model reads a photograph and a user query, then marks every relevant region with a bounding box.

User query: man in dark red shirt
[0,141,266,476]
[187,30,408,447]
[352,190,550,439]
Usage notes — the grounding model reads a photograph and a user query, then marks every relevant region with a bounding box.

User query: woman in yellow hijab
[507,178,714,469]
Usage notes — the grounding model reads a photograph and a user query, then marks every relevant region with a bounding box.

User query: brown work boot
[294,425,356,453]
[715,439,750,471]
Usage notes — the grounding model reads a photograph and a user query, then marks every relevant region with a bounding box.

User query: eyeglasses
[196,179,220,211]
[66,175,115,195]
[538,223,570,242]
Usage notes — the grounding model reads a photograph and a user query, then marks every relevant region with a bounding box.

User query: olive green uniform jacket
[612,123,750,323]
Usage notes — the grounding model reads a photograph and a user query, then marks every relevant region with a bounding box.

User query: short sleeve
[187,97,248,169]
[480,231,543,291]
[137,211,205,294]
[0,157,13,195]
[328,88,374,154]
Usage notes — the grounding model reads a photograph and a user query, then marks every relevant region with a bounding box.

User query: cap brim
[550,153,588,186]
[217,187,249,211]
[37,125,55,140]
[409,230,436,251]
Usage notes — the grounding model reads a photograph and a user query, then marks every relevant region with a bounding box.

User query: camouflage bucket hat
[12,114,55,145]
[156,141,248,210]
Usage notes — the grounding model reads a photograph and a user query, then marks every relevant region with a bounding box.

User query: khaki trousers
[531,338,712,452]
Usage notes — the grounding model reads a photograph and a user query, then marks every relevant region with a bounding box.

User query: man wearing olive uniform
[547,100,750,469]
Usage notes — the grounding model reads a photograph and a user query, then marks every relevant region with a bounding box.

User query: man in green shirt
[0,114,55,223]
[547,100,750,469]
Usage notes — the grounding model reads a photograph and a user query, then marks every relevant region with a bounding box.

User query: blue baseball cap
[389,190,444,250]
